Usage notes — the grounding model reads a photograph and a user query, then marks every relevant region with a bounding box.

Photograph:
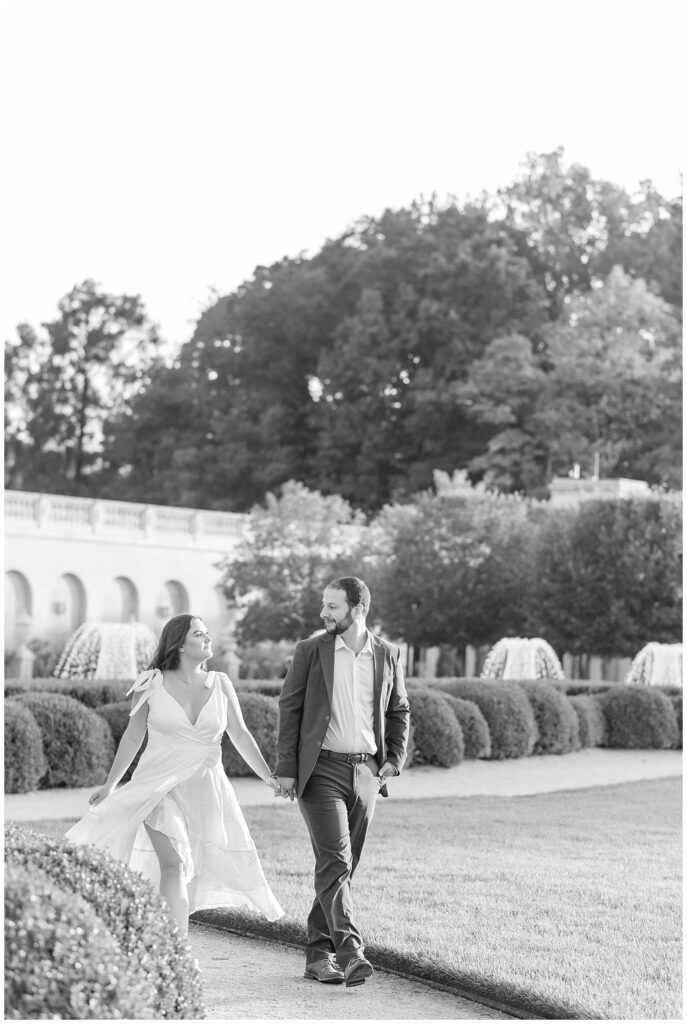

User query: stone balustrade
[5,491,244,547]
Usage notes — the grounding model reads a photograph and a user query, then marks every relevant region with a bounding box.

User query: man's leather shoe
[343,954,374,987]
[303,957,345,984]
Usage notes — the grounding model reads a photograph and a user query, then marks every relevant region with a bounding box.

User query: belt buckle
[347,753,364,764]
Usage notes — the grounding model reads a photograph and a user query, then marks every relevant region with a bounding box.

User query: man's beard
[324,610,354,635]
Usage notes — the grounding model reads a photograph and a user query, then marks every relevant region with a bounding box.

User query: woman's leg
[144,823,189,938]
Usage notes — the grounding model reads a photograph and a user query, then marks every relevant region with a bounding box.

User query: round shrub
[4,699,47,793]
[222,691,278,776]
[567,695,608,748]
[15,693,115,788]
[5,824,204,1019]
[94,699,131,741]
[5,861,146,1020]
[597,686,679,749]
[441,695,491,759]
[515,681,580,754]
[432,680,537,759]
[406,686,464,767]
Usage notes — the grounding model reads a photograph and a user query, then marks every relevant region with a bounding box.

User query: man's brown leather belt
[319,750,373,764]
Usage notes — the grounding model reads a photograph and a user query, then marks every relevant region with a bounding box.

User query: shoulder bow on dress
[126,668,163,716]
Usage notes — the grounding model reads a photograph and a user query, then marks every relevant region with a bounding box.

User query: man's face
[320,587,356,635]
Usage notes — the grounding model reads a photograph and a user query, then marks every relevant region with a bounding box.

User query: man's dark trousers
[298,752,380,966]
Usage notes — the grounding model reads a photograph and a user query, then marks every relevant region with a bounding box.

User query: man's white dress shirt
[322,632,377,754]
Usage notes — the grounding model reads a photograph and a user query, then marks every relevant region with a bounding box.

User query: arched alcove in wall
[102,576,139,622]
[4,570,32,649]
[50,573,87,635]
[154,580,190,621]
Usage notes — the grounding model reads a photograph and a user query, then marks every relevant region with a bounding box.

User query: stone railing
[4,490,245,547]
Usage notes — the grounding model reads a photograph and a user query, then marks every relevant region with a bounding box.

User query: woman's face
[182,618,213,662]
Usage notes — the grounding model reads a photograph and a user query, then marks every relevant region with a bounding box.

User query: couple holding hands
[67,576,411,988]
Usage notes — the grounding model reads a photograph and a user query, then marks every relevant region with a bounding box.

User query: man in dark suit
[275,576,410,987]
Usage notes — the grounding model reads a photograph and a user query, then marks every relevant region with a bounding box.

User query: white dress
[65,669,284,919]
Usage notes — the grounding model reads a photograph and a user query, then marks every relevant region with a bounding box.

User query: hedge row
[407,679,680,766]
[5,676,681,791]
[4,677,131,707]
[4,675,282,704]
[5,823,203,1019]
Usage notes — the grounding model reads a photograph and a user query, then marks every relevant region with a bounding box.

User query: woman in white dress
[66,614,284,936]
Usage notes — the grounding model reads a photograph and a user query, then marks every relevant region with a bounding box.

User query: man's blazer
[276,630,411,798]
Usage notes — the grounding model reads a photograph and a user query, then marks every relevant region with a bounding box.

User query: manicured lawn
[23,777,681,1020]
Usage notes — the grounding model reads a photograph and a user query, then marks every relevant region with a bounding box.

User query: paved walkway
[4,748,682,821]
[5,749,681,1019]
[188,923,513,1020]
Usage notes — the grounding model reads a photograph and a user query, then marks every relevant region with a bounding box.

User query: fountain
[625,643,683,688]
[53,621,158,680]
[481,637,565,681]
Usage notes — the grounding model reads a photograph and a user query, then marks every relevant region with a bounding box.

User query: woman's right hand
[88,786,113,807]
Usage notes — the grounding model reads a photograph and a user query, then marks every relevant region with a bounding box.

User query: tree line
[5,149,682,510]
[217,480,682,659]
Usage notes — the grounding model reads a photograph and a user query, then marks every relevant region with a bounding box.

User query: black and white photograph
[3,0,682,1019]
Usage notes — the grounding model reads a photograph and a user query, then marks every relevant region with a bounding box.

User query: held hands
[264,774,282,797]
[275,776,297,801]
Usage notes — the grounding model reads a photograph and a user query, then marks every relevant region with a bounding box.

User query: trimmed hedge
[222,691,279,776]
[5,860,147,1020]
[4,675,285,704]
[567,695,608,748]
[5,823,204,1018]
[5,677,130,707]
[597,686,679,749]
[515,681,580,755]
[667,693,682,750]
[14,693,115,788]
[233,678,284,698]
[405,686,464,767]
[95,700,147,783]
[4,699,48,794]
[430,680,537,759]
[440,695,491,759]
[551,680,615,697]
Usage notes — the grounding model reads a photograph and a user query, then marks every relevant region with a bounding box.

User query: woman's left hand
[265,774,282,796]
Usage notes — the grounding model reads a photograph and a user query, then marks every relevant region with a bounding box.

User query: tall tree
[499,148,682,317]
[5,280,160,493]
[99,161,681,511]
[459,268,682,493]
[307,202,549,507]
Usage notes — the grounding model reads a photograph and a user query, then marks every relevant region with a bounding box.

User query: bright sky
[2,0,683,351]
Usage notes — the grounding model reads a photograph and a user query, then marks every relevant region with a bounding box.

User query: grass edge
[191,909,598,1020]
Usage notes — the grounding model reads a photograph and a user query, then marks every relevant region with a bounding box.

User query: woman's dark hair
[148,613,200,671]
[328,577,371,616]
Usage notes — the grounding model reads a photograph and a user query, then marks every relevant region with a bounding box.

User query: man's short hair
[327,576,371,616]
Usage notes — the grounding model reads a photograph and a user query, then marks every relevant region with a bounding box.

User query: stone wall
[4,491,245,653]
